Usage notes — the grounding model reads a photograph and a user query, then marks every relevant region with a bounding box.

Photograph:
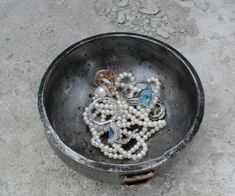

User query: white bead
[155,126,160,131]
[127,153,132,159]
[127,113,132,118]
[122,118,127,123]
[143,146,148,151]
[104,146,109,151]
[133,145,139,150]
[143,121,147,126]
[137,153,142,159]
[147,120,152,125]
[142,127,147,132]
[123,103,128,108]
[143,135,148,140]
[122,151,127,157]
[133,119,138,124]
[132,155,137,160]
[130,148,135,153]
[141,151,146,156]
[130,76,135,81]
[151,129,155,134]
[162,120,166,126]
[122,129,127,134]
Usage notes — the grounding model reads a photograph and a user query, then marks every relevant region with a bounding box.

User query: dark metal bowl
[38,32,204,185]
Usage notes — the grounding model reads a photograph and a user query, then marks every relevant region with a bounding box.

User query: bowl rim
[38,32,205,173]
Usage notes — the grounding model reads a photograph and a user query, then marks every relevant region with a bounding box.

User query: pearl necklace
[82,71,166,160]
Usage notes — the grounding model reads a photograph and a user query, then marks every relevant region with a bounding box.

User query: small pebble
[156,28,169,39]
[133,26,139,31]
[144,24,151,32]
[124,23,129,27]
[117,0,129,7]
[126,14,136,23]
[162,26,176,34]
[161,16,168,24]
[151,17,161,28]
[117,12,126,24]
[143,18,150,24]
[139,0,160,15]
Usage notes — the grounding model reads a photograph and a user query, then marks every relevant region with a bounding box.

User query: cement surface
[0,0,235,195]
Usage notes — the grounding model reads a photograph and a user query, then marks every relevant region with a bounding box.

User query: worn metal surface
[38,33,204,183]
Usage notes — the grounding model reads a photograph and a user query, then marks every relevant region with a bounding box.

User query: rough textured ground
[0,0,235,195]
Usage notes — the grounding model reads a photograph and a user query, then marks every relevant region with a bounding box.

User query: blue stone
[108,127,114,139]
[139,88,153,107]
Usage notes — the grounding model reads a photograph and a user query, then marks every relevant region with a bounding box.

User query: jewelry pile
[82,70,166,160]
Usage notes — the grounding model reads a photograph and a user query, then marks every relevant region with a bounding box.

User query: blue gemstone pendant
[108,127,114,139]
[139,88,153,107]
[108,122,120,144]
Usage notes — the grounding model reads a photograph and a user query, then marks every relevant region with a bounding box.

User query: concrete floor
[0,0,235,195]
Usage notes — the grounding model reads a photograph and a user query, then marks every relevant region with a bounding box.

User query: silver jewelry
[127,97,139,106]
[116,128,138,144]
[83,71,167,160]
[149,103,166,120]
[88,97,119,125]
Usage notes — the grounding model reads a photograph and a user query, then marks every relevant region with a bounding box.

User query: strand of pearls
[82,72,167,160]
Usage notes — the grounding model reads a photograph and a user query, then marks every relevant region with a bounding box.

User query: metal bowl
[38,33,204,185]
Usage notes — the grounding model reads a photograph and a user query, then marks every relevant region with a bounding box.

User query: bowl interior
[44,35,198,164]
